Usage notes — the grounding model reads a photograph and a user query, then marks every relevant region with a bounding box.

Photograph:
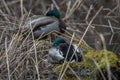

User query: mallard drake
[48,38,82,63]
[22,10,66,38]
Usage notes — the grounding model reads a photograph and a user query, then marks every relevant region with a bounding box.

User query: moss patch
[84,50,119,70]
[52,50,120,80]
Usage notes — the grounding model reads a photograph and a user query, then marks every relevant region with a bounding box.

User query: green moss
[53,62,95,80]
[63,75,94,80]
[84,50,119,70]
[52,50,119,80]
[53,62,81,74]
[63,75,79,80]
[82,77,94,80]
[53,62,81,80]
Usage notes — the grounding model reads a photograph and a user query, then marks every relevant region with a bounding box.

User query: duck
[48,37,82,64]
[22,9,66,39]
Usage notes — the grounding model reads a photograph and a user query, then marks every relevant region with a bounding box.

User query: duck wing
[58,43,74,61]
[59,43,82,62]
[33,20,60,38]
[22,16,60,38]
[48,48,64,63]
[23,16,58,29]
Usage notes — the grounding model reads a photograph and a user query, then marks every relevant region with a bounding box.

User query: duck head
[46,10,60,19]
[52,37,66,47]
[46,10,66,33]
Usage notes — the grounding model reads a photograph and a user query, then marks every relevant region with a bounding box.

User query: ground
[0,0,120,80]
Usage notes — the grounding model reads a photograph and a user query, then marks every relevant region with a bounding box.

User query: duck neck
[58,19,66,33]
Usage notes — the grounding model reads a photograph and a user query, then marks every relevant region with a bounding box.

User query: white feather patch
[48,48,64,62]
[72,44,80,52]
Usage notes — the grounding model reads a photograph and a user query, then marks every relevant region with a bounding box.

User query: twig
[64,0,83,20]
[85,5,93,21]
[91,58,106,80]
[5,38,11,80]
[99,34,112,80]
[68,65,81,80]
[31,24,40,80]
[58,33,75,80]
[77,6,103,48]
[0,0,20,8]
[2,0,11,15]
[51,0,60,11]
[108,19,114,45]
[20,0,24,18]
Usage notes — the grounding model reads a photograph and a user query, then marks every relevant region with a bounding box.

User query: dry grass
[0,0,120,80]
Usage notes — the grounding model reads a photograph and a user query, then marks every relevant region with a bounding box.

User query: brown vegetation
[0,0,120,80]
